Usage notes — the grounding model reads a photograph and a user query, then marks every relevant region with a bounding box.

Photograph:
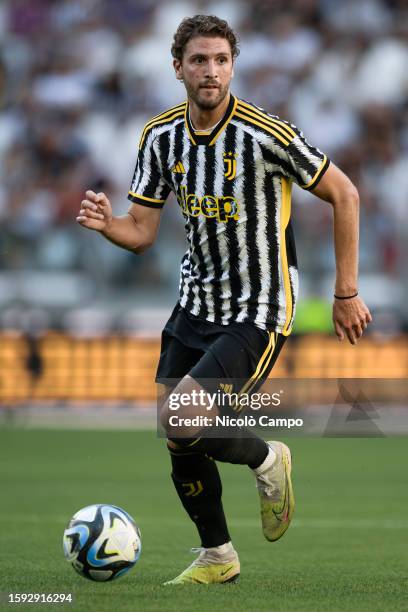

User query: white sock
[253,446,277,475]
[201,541,238,563]
[206,541,234,556]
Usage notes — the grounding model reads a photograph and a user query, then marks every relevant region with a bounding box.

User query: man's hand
[333,296,372,345]
[76,190,113,232]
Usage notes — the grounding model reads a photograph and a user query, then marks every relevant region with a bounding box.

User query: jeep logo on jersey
[177,185,239,222]
[223,151,237,180]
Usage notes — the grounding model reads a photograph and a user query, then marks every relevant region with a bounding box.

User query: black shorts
[156,303,286,395]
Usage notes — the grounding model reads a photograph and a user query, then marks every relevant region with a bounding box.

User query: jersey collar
[185,94,237,146]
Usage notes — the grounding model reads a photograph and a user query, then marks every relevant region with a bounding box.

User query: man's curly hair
[171,15,240,61]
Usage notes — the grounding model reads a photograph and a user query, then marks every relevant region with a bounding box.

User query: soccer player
[77,15,372,585]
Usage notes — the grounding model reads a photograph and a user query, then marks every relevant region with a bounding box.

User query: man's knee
[166,436,197,450]
[160,375,212,439]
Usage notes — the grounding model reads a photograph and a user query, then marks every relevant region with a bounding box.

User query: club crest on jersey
[223,151,237,180]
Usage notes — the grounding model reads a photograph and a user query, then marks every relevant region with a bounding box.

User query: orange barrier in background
[0,332,406,403]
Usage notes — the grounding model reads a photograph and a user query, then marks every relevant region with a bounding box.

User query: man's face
[174,36,234,110]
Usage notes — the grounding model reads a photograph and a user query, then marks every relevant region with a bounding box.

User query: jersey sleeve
[127,133,171,209]
[280,123,330,190]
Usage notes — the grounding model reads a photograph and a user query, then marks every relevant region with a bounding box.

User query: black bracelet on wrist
[334,292,358,300]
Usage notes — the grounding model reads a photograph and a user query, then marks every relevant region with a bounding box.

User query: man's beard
[184,81,230,110]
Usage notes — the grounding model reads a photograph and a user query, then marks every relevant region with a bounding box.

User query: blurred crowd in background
[1,0,407,334]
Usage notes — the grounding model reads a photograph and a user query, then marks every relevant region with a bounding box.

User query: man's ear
[173,58,183,80]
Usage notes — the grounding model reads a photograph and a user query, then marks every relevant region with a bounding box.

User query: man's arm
[310,163,372,345]
[77,190,162,254]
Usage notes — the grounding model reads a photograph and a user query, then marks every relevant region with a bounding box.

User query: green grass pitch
[0,429,407,611]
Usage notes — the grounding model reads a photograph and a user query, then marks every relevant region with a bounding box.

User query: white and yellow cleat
[164,543,240,585]
[253,440,294,542]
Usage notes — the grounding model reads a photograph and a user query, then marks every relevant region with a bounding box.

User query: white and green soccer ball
[63,504,141,581]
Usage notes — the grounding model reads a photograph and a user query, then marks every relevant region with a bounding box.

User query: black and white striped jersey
[128,94,329,334]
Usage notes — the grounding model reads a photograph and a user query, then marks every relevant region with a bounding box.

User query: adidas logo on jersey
[172,161,186,174]
[219,383,234,394]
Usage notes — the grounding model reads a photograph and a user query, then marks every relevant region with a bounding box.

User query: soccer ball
[63,504,141,581]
